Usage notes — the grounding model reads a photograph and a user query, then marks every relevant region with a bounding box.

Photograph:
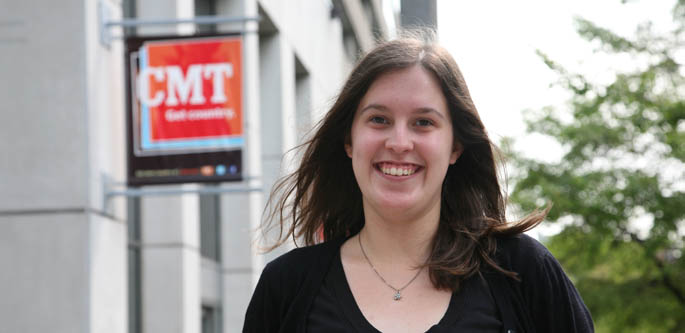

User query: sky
[436,0,677,237]
[437,0,676,162]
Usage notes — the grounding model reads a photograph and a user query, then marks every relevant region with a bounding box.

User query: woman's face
[345,65,461,219]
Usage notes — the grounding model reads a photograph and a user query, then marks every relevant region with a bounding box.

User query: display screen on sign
[125,35,243,185]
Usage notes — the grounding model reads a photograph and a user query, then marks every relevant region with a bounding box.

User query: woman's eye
[370,116,388,124]
[415,119,434,127]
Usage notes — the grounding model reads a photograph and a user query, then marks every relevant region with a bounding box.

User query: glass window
[127,196,142,333]
[202,305,222,333]
[200,189,221,261]
[195,0,217,34]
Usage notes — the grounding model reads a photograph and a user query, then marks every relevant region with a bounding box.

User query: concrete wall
[0,0,88,212]
[140,192,201,333]
[258,0,347,120]
[0,0,127,332]
[0,214,90,333]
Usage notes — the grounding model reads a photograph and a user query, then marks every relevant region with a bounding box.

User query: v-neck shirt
[244,234,595,333]
[306,250,502,332]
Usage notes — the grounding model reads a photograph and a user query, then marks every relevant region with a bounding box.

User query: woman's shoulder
[496,233,547,253]
[261,238,342,280]
[495,234,552,264]
[493,233,565,281]
[492,234,595,332]
[244,238,344,329]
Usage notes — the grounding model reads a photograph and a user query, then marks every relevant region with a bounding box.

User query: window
[202,305,222,333]
[127,196,142,333]
[200,189,221,261]
[195,0,217,34]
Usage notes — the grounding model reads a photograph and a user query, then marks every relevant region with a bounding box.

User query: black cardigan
[243,234,594,333]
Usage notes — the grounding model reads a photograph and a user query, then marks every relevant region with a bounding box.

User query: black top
[307,250,501,332]
[243,234,594,333]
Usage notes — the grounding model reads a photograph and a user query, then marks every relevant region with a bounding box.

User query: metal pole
[104,15,260,28]
[101,173,263,212]
[105,185,262,198]
[98,0,260,47]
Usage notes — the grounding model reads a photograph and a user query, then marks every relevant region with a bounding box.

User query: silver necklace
[358,233,424,301]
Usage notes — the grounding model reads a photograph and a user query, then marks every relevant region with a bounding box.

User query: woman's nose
[385,126,413,153]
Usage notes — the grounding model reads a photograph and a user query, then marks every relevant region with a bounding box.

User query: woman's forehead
[356,66,448,115]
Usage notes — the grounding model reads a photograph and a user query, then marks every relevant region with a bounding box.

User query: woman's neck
[359,201,440,267]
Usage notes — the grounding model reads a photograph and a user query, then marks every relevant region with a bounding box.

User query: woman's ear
[344,142,352,158]
[450,142,463,164]
[344,134,353,158]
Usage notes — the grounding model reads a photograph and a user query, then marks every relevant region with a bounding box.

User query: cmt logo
[137,63,233,107]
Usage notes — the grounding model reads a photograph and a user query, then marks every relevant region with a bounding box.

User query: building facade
[0,0,397,332]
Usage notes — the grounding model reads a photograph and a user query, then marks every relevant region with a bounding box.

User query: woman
[244,31,593,332]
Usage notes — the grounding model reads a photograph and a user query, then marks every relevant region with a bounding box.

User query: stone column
[0,0,127,332]
[136,1,201,333]
[215,0,265,331]
[141,190,201,333]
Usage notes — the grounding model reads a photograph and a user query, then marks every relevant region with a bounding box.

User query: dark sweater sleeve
[243,260,284,333]
[514,235,594,332]
[242,240,339,333]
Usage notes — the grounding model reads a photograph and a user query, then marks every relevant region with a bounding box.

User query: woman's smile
[375,162,423,178]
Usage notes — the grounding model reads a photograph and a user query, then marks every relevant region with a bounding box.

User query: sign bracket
[102,174,263,212]
[98,0,260,47]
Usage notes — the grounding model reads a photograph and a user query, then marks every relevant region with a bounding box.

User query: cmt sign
[125,35,243,186]
[132,37,243,154]
[138,63,234,107]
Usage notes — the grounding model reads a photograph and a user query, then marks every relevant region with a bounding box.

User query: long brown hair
[263,29,549,291]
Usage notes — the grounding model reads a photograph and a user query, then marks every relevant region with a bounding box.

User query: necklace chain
[357,233,424,301]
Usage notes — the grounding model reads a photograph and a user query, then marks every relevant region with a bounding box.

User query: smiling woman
[243,29,594,333]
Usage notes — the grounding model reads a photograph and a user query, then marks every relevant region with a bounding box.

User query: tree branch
[618,227,685,307]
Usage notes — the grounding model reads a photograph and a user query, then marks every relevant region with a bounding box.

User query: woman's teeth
[379,164,416,176]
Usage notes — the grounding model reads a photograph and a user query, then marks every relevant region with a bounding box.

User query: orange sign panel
[135,37,243,153]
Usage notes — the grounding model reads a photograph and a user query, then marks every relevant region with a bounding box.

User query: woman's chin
[371,195,422,214]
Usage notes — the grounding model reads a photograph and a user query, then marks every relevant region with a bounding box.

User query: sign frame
[124,33,244,186]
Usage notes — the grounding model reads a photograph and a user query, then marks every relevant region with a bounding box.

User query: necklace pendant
[393,291,402,301]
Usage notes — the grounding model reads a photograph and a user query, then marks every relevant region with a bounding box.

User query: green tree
[509,1,685,332]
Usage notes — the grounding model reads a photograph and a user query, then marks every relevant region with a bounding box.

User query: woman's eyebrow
[360,104,446,120]
[415,107,447,120]
[359,103,389,114]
